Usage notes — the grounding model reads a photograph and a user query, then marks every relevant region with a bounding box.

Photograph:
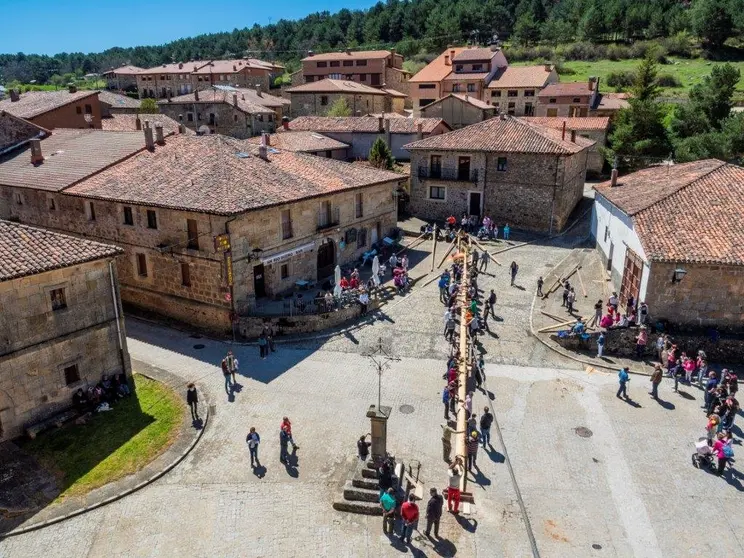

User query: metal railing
[417,166,479,182]
[317,207,340,230]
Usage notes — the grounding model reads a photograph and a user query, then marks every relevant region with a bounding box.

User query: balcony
[317,207,340,231]
[418,166,479,183]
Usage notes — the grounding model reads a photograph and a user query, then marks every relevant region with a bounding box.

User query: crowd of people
[445,214,511,242]
[72,373,131,414]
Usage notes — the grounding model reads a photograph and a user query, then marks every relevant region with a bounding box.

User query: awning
[261,242,315,265]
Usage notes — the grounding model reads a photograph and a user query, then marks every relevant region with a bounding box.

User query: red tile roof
[442,72,490,82]
[289,116,448,134]
[302,50,394,62]
[0,111,50,151]
[0,129,146,192]
[403,115,594,154]
[246,131,348,153]
[159,89,275,114]
[101,113,191,135]
[521,116,610,132]
[0,90,99,119]
[286,79,388,95]
[596,160,744,264]
[0,219,122,282]
[409,48,467,83]
[192,59,278,74]
[138,61,211,75]
[102,65,144,76]
[422,94,494,112]
[229,88,290,108]
[97,90,141,110]
[538,82,593,97]
[65,135,402,215]
[487,65,554,89]
[451,48,499,63]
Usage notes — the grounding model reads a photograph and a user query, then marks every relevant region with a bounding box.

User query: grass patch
[21,374,184,501]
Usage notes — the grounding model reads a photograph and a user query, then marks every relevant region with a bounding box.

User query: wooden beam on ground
[456,234,470,495]
[540,311,566,322]
[469,235,502,267]
[577,268,588,298]
[537,319,577,333]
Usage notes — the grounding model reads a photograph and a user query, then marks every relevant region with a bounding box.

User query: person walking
[438,273,450,304]
[444,315,456,341]
[480,407,493,448]
[503,224,511,241]
[380,488,397,536]
[221,356,233,394]
[442,385,451,420]
[265,323,276,353]
[537,276,544,297]
[617,367,630,399]
[258,333,268,359]
[424,488,443,539]
[591,299,603,327]
[471,249,480,269]
[566,288,576,314]
[466,430,480,472]
[485,289,496,320]
[713,432,729,476]
[186,383,199,420]
[635,326,648,360]
[509,261,518,286]
[359,289,369,316]
[281,417,299,450]
[597,332,605,358]
[649,364,663,399]
[279,428,290,465]
[224,350,238,384]
[246,427,261,467]
[447,457,463,513]
[400,494,419,544]
[479,251,488,272]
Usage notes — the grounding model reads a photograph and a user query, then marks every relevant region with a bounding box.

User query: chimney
[595,77,601,93]
[384,118,391,146]
[233,93,238,107]
[378,115,384,132]
[178,62,183,69]
[143,120,154,150]
[416,122,423,141]
[154,122,165,145]
[544,64,552,72]
[610,168,618,187]
[258,133,268,160]
[135,116,142,130]
[450,49,455,61]
[255,84,262,97]
[346,48,351,55]
[233,64,237,71]
[282,116,289,130]
[68,84,77,94]
[570,130,576,143]
[444,55,450,66]
[9,89,19,102]
[588,77,596,91]
[30,139,44,165]
[561,121,566,141]
[178,123,186,134]
[194,90,199,101]
[307,50,314,57]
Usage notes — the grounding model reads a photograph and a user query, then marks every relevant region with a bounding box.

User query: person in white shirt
[359,290,369,315]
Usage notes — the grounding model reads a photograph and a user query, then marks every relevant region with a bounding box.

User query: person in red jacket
[399,494,419,544]
[280,417,299,450]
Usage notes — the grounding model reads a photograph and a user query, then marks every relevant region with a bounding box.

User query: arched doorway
[317,239,336,280]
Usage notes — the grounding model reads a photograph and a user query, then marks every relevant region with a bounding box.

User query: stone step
[352,477,379,490]
[333,500,383,516]
[343,480,380,503]
[361,467,379,479]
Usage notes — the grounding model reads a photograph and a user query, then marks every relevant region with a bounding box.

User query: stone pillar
[366,405,392,459]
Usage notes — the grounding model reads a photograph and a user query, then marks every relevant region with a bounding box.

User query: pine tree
[369,137,395,170]
[326,98,352,117]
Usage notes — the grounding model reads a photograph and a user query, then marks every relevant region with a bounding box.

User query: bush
[559,42,600,61]
[662,32,694,58]
[606,44,631,61]
[656,73,682,87]
[606,71,636,89]
[629,41,668,63]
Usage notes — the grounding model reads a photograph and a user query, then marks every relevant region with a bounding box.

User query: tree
[326,97,352,117]
[692,0,735,49]
[688,63,741,129]
[369,137,395,170]
[630,53,660,102]
[139,98,159,114]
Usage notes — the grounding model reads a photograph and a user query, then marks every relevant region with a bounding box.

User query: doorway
[458,157,471,181]
[620,249,643,306]
[468,192,482,217]
[253,264,266,298]
[317,239,335,280]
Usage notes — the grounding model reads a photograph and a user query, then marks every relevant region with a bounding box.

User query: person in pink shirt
[712,432,728,476]
[599,314,614,329]
[635,327,648,359]
[682,357,696,385]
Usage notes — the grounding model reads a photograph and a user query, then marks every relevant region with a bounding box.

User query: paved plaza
[1,235,742,558]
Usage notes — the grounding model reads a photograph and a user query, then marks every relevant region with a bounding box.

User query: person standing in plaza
[264,323,276,353]
[359,289,369,316]
[509,261,518,286]
[388,253,398,275]
[186,383,199,420]
[635,326,648,360]
[480,251,488,272]
[447,457,463,513]
[400,494,419,544]
[445,315,456,341]
[597,332,605,358]
[503,224,510,241]
[258,333,268,359]
[221,356,233,394]
[281,417,298,450]
[591,299,603,327]
[466,431,480,471]
[380,487,397,535]
[442,385,451,420]
[401,254,409,271]
[224,350,238,384]
[617,367,630,399]
[480,406,493,448]
[537,276,544,297]
[438,273,450,304]
[471,249,479,269]
[485,289,496,320]
[424,488,443,539]
[279,427,290,465]
[566,287,576,314]
[246,427,261,468]
[357,434,372,460]
[649,364,663,399]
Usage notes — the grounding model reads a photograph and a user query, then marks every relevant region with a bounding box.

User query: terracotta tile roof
[289,116,448,134]
[246,58,284,71]
[538,82,593,97]
[101,113,192,135]
[422,94,494,112]
[230,88,290,108]
[0,90,99,119]
[97,91,141,109]
[0,111,50,151]
[286,79,388,95]
[593,160,726,216]
[521,116,610,132]
[403,115,594,154]
[380,88,407,98]
[0,219,122,282]
[487,65,553,89]
[409,48,467,83]
[247,131,348,153]
[452,48,498,63]
[192,59,278,74]
[442,72,490,81]
[0,129,145,192]
[102,65,144,76]
[302,50,393,62]
[139,61,211,75]
[634,163,744,264]
[593,92,630,110]
[158,90,275,114]
[65,135,402,215]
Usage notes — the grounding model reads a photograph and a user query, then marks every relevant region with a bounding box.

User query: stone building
[486,65,558,116]
[522,116,610,176]
[536,79,599,117]
[0,219,129,441]
[0,123,403,333]
[592,159,744,329]
[0,87,102,129]
[286,79,405,117]
[420,93,495,129]
[98,90,141,115]
[288,116,450,161]
[404,115,593,232]
[247,131,349,159]
[157,89,276,138]
[102,64,144,92]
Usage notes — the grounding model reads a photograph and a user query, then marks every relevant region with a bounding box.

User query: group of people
[72,373,131,414]
[446,214,511,242]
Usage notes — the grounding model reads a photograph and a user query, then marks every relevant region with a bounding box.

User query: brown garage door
[620,248,643,308]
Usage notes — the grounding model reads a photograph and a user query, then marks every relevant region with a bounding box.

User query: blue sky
[0,0,375,55]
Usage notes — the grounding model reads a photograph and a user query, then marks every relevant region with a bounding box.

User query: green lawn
[21,374,184,501]
[513,58,744,100]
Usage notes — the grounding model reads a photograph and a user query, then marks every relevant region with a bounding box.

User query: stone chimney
[282,116,289,130]
[194,90,199,101]
[588,77,597,91]
[307,50,314,57]
[143,120,155,150]
[562,121,566,141]
[378,115,384,132]
[450,49,456,61]
[178,123,186,134]
[135,116,142,131]
[68,84,77,94]
[258,132,268,160]
[233,64,237,71]
[384,118,391,146]
[233,93,238,107]
[544,64,552,72]
[570,130,576,143]
[444,54,450,66]
[178,62,184,69]
[610,168,618,187]
[154,122,165,145]
[30,139,44,165]
[416,122,423,141]
[9,89,19,102]
[346,48,351,55]
[255,84,262,97]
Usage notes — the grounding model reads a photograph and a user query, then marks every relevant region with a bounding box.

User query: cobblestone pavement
[2,235,743,558]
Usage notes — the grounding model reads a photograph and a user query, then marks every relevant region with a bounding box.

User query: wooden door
[620,249,643,307]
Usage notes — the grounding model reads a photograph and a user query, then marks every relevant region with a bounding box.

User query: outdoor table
[295,280,311,290]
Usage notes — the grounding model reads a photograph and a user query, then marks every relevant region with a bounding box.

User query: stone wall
[28,94,102,130]
[384,68,411,107]
[290,92,386,118]
[552,149,589,232]
[106,75,139,92]
[420,97,493,129]
[158,101,275,138]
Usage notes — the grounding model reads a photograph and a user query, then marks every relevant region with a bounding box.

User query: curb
[1,374,209,538]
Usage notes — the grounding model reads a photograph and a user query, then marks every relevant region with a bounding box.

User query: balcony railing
[418,166,479,183]
[317,207,340,231]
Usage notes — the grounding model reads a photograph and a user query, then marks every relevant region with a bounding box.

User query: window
[187,113,194,122]
[359,74,367,81]
[455,65,463,72]
[419,99,435,107]
[524,90,535,97]
[343,60,353,67]
[429,186,445,200]
[458,156,471,180]
[268,114,273,122]
[325,150,333,158]
[430,155,442,178]
[572,97,581,103]
[472,64,483,71]
[48,197,56,211]
[305,75,315,83]
[524,102,534,116]
[357,228,367,248]
[123,206,134,225]
[507,90,518,97]
[209,113,216,125]
[234,114,238,122]
[419,83,435,90]
[452,84,461,92]
[64,364,80,386]
[491,90,501,97]
[547,108,558,117]
[281,209,293,240]
[356,60,367,66]
[467,83,476,93]
[76,106,82,114]
[370,74,380,86]
[497,157,507,172]
[50,288,67,311]
[345,74,353,80]
[320,95,329,106]
[146,210,157,229]
[329,73,342,80]
[355,192,363,218]
[549,98,557,104]
[280,263,289,279]
[181,262,191,286]
[87,201,96,221]
[136,253,148,277]
[187,219,199,250]
[330,61,340,67]
[317,61,328,68]
[84,104,92,114]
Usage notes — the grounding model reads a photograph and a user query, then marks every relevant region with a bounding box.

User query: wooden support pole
[540,310,566,322]
[430,227,438,272]
[396,231,427,255]
[469,235,502,267]
[577,268,587,298]
[437,237,457,269]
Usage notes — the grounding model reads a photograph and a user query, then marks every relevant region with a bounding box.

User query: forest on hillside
[1,0,744,85]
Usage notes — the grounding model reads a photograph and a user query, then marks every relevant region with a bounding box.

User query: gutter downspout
[108,260,128,376]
